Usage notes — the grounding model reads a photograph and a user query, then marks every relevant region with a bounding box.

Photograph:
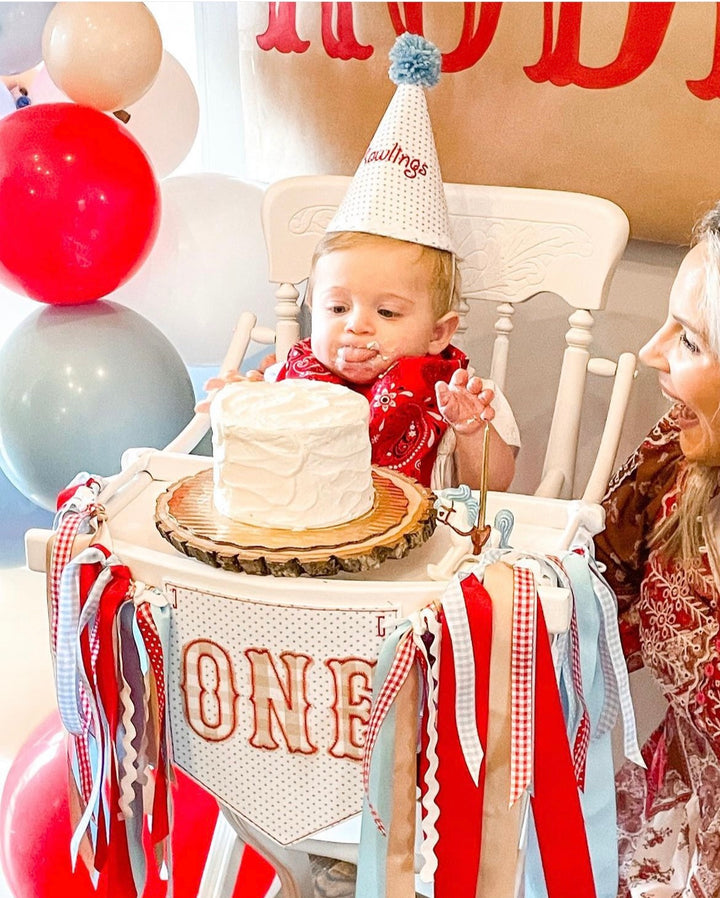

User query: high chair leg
[197,808,246,898]
[220,808,314,898]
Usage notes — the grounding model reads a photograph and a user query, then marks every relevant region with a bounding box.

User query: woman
[595,202,720,897]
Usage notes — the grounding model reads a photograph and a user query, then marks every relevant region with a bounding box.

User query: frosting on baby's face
[309,239,457,384]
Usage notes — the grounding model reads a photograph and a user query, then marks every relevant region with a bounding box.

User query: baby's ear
[428,311,459,355]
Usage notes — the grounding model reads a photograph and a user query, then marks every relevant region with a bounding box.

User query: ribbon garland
[48,484,173,896]
[357,553,629,897]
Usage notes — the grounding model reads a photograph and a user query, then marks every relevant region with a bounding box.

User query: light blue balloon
[0,301,196,510]
[0,3,55,75]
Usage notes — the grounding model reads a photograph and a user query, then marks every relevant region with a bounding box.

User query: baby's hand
[194,369,263,413]
[435,369,495,435]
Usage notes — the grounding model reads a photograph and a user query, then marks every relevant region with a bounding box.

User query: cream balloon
[41,2,162,111]
[122,52,199,178]
[111,174,278,367]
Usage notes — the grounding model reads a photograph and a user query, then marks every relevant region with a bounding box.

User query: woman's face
[640,241,720,464]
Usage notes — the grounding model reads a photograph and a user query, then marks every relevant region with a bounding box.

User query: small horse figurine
[427,485,487,580]
[427,486,516,581]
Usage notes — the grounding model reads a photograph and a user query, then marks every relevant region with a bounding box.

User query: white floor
[0,566,58,898]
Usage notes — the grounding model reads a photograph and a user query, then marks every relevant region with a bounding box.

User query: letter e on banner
[325,657,376,761]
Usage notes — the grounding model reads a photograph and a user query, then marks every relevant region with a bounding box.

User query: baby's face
[309,240,453,384]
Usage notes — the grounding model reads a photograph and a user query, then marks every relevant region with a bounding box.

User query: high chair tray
[26,450,581,632]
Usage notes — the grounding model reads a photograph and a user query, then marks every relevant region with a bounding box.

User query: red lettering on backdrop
[257,2,310,54]
[245,648,317,754]
[687,4,720,100]
[321,2,373,60]
[387,1,424,37]
[524,1,675,88]
[325,657,376,761]
[256,2,717,99]
[388,2,502,73]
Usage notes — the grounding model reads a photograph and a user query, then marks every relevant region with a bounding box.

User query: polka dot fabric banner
[164,581,400,845]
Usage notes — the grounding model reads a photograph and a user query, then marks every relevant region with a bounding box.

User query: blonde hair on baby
[305,231,461,319]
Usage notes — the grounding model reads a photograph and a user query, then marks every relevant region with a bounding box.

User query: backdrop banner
[238,1,720,244]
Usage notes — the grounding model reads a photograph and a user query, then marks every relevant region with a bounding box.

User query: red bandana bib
[277,338,468,487]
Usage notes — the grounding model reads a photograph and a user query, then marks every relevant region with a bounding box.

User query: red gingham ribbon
[49,510,93,651]
[362,629,416,835]
[510,565,537,805]
[568,597,591,790]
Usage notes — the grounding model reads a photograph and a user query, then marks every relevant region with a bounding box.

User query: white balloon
[25,63,70,105]
[0,285,39,353]
[0,82,16,119]
[111,174,278,366]
[122,51,199,179]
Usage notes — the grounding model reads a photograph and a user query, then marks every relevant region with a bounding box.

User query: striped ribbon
[510,565,537,805]
[583,551,645,768]
[50,508,94,653]
[439,573,485,784]
[568,598,592,790]
[362,629,417,835]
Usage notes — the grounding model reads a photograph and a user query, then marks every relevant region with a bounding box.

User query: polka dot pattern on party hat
[327,82,454,253]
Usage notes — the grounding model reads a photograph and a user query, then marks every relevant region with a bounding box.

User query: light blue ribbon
[356,620,413,898]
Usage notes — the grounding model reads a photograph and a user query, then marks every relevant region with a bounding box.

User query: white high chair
[25,178,634,898]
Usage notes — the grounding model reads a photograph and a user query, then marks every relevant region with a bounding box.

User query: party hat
[326,33,454,253]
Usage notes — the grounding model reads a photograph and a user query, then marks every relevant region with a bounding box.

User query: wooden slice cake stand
[155,467,437,577]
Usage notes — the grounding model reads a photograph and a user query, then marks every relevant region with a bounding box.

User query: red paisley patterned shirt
[595,413,720,897]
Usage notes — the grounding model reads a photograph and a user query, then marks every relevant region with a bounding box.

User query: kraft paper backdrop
[238,2,720,244]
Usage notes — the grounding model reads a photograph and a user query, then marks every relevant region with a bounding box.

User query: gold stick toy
[471,421,492,554]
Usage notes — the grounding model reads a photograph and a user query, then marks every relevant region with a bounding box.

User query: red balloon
[0,104,161,305]
[0,712,276,898]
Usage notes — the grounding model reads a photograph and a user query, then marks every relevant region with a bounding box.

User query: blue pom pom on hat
[389,32,442,88]
[326,33,455,254]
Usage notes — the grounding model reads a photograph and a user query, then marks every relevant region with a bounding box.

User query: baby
[203,33,520,492]
[275,230,519,491]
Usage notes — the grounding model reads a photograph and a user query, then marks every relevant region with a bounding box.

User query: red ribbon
[433,574,493,898]
[531,600,597,897]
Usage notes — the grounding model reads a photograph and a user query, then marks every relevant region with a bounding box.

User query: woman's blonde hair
[651,202,720,571]
[304,231,461,319]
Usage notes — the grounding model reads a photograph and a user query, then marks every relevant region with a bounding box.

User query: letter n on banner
[245,648,316,754]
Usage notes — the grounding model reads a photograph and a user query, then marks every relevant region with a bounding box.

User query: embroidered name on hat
[363,142,428,179]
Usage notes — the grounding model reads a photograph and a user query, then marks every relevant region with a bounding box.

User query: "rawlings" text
[363,142,428,179]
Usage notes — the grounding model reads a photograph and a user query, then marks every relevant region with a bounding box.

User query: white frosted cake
[210,379,375,529]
